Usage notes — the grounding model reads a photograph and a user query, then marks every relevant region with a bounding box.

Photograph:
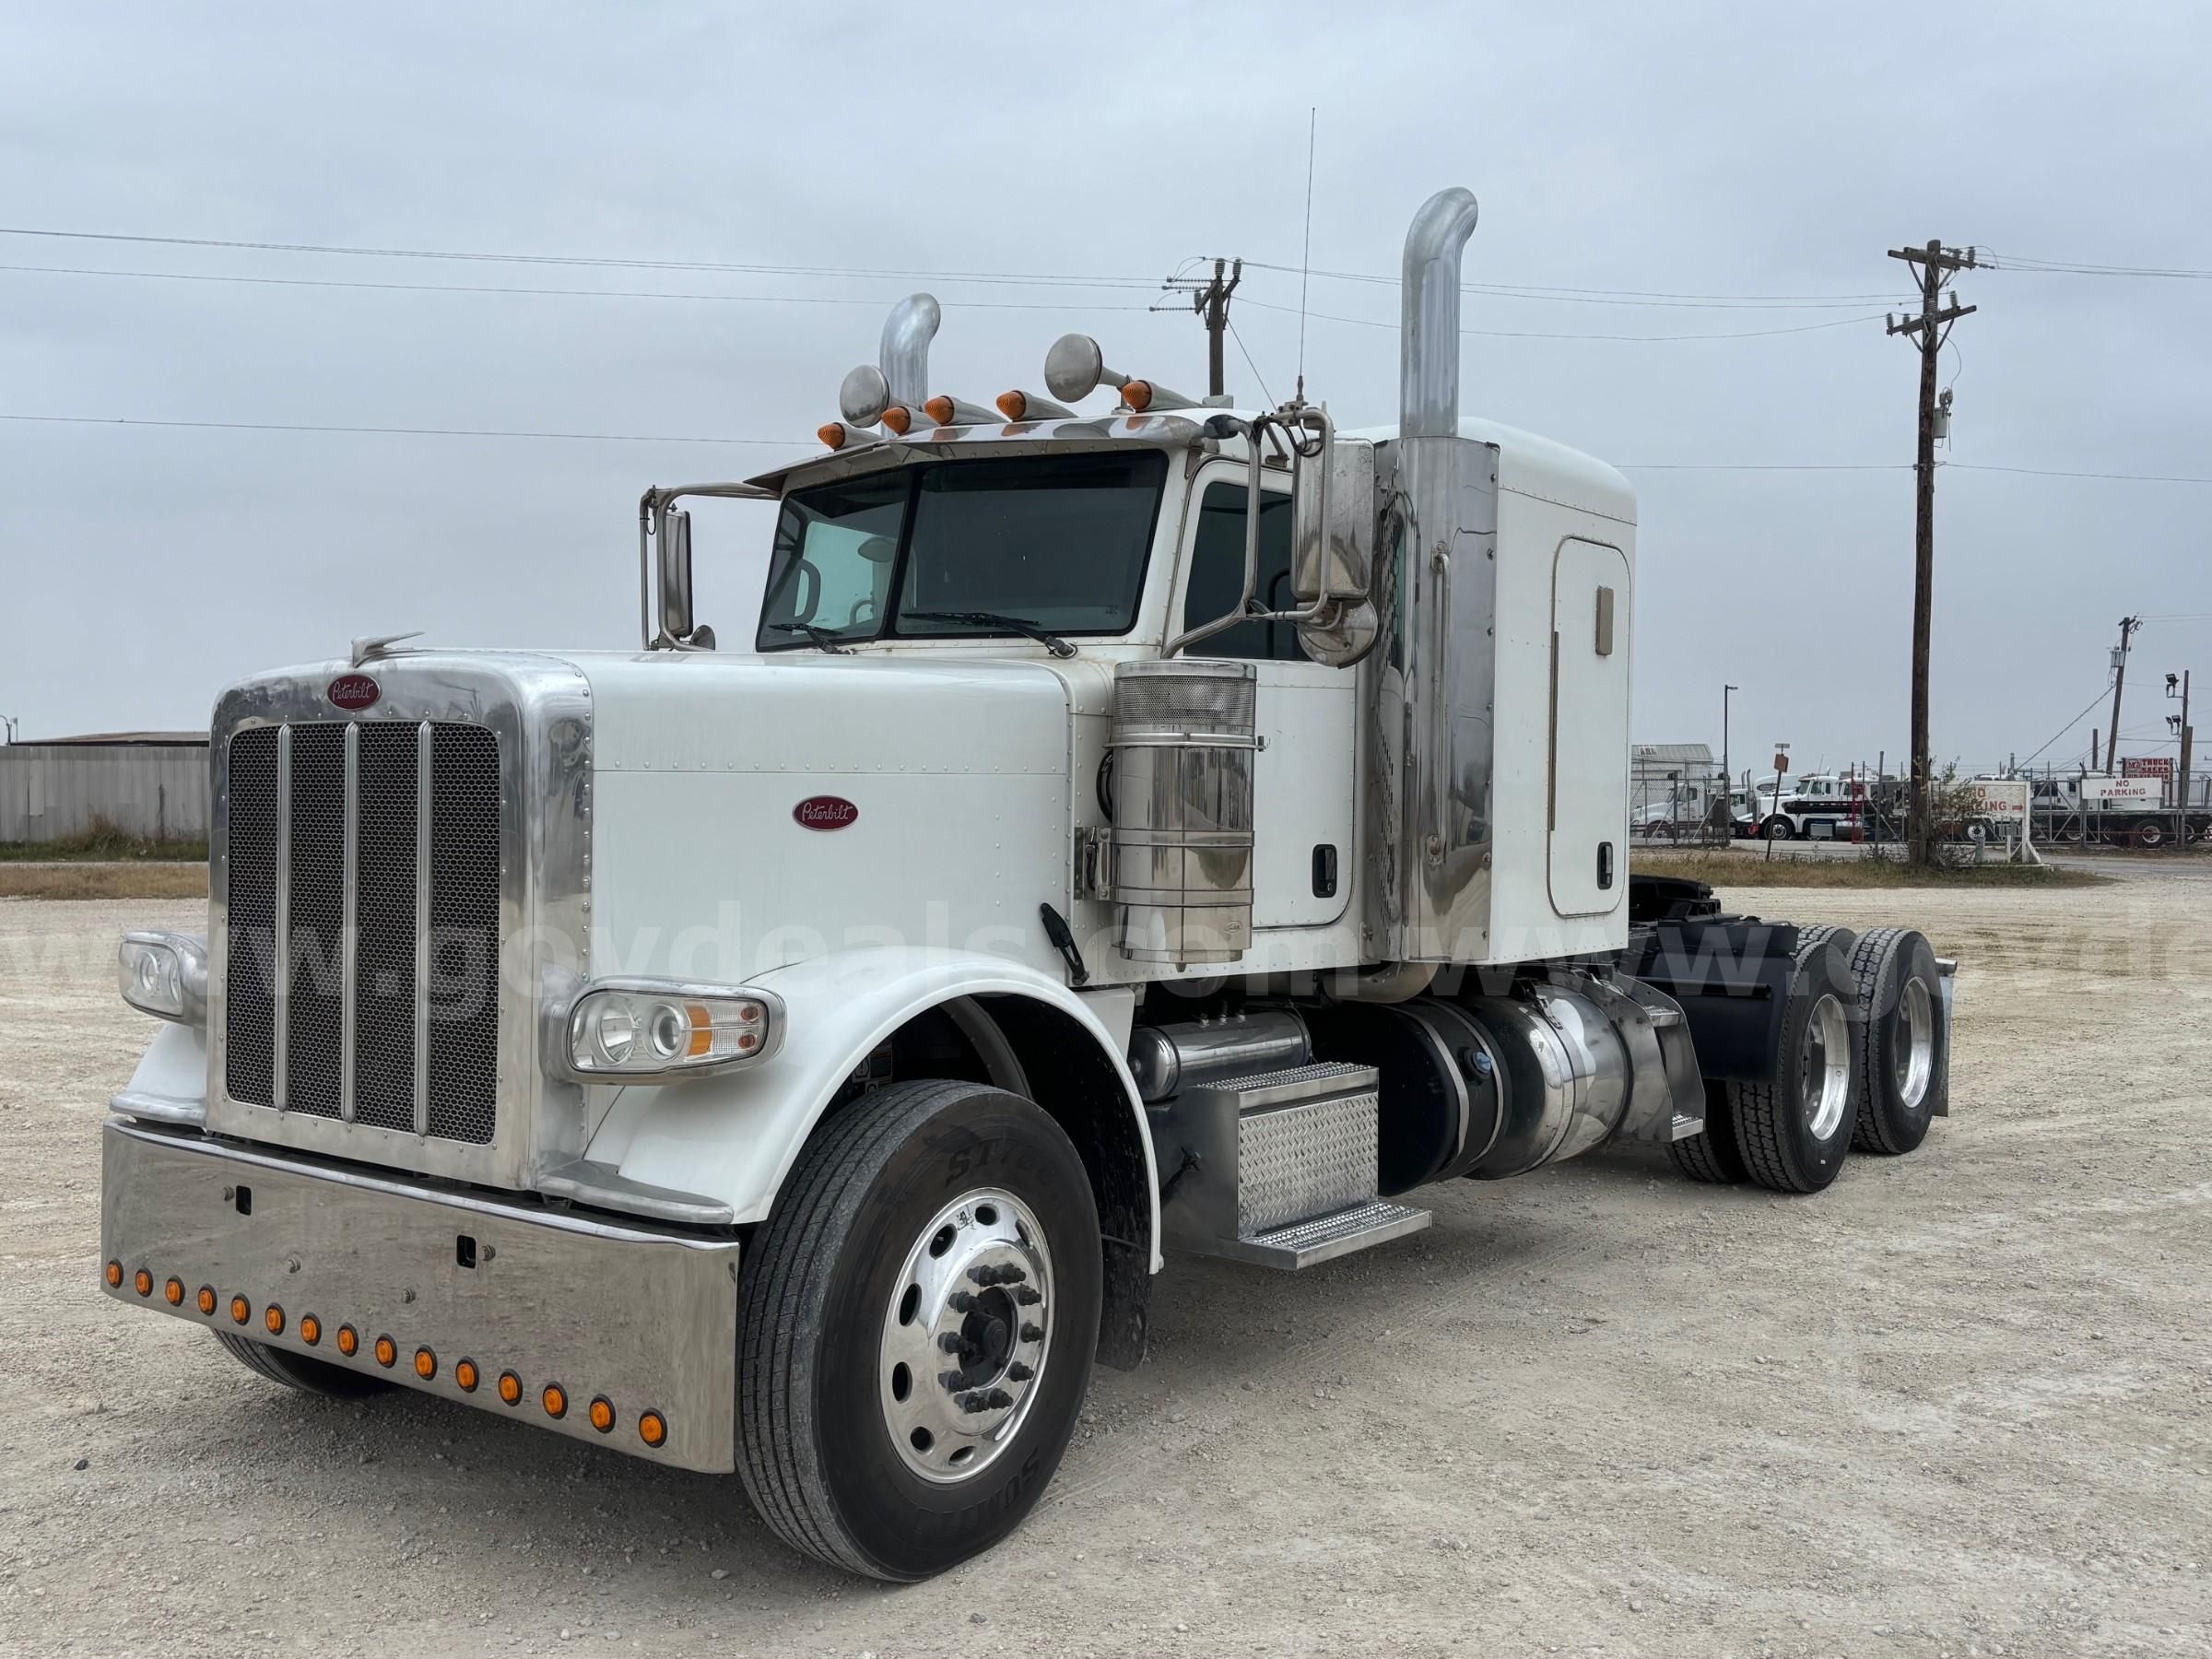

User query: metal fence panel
[0,744,210,845]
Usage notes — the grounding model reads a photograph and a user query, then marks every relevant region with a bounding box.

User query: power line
[1239,295,1888,341]
[1237,257,1912,309]
[2020,683,2121,767]
[0,412,800,447]
[1980,249,2212,281]
[1947,462,2212,485]
[0,262,1154,312]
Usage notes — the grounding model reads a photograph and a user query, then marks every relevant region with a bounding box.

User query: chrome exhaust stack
[879,292,941,410]
[1400,186,1480,437]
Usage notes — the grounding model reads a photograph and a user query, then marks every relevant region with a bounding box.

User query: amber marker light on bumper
[454,1359,479,1393]
[299,1314,322,1346]
[164,1277,184,1306]
[638,1411,667,1449]
[196,1287,218,1316]
[542,1383,568,1419]
[498,1371,523,1406]
[264,1305,285,1336]
[373,1335,397,1369]
[588,1396,616,1434]
[104,1261,123,1288]
[335,1324,359,1357]
[414,1348,437,1381]
[229,1295,251,1325]
[134,1269,153,1298]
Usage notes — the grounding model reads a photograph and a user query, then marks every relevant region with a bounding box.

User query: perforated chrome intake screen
[223,721,501,1144]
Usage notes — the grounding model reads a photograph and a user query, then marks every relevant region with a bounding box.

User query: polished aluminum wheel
[1894,976,1936,1109]
[878,1187,1054,1485]
[1797,991,1852,1139]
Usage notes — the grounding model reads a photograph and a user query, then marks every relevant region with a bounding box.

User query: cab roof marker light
[921,394,1001,429]
[817,421,884,452]
[1117,377,1199,415]
[995,389,1077,422]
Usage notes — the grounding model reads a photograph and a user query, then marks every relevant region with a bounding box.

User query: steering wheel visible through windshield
[756,451,1168,651]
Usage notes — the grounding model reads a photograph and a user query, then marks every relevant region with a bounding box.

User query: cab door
[1174,467,1355,930]
[1547,536,1630,916]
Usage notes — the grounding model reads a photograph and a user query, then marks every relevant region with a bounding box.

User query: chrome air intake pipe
[1400,186,1480,438]
[880,293,941,410]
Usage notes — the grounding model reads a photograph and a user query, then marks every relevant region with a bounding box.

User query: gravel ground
[4,885,2209,1657]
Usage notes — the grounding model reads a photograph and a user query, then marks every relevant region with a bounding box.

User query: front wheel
[1761,816,1795,841]
[735,1080,1101,1581]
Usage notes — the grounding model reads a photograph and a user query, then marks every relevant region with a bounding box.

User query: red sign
[326,674,382,711]
[2122,756,2173,780]
[794,795,860,831]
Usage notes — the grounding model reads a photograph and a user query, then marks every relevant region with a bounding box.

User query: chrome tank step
[1147,1060,1432,1271]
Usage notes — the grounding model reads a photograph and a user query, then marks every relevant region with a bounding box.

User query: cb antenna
[1296,106,1316,403]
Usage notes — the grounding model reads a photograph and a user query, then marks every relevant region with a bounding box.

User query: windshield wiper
[903,610,1077,658]
[766,621,854,655]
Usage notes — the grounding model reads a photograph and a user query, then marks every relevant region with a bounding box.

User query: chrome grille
[223,720,502,1144]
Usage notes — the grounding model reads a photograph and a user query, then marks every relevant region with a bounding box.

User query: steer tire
[1846,927,1947,1154]
[735,1079,1101,1582]
[212,1332,395,1400]
[1667,1080,1747,1184]
[1728,931,1857,1194]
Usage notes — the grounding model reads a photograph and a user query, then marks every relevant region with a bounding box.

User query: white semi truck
[100,187,1956,1581]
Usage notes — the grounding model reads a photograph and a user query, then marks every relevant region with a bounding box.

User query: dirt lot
[4,884,2209,1657]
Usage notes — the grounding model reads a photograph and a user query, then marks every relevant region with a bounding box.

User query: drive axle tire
[1729,931,1856,1194]
[735,1079,1100,1582]
[1845,927,1946,1154]
[212,1332,395,1400]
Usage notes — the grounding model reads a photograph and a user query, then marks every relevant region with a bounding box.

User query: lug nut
[1020,1323,1045,1343]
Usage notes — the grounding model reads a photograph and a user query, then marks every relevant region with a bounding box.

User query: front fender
[582,948,1160,1264]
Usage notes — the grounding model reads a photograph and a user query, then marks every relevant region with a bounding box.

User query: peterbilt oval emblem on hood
[794,795,860,830]
[326,674,382,711]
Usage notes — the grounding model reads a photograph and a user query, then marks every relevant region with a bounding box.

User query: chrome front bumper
[99,1119,740,1472]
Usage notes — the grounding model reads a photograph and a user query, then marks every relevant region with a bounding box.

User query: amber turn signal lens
[373,1335,397,1369]
[1122,379,1154,413]
[497,1371,523,1406]
[817,422,845,450]
[994,391,1027,420]
[134,1269,154,1298]
[414,1347,437,1381]
[922,395,956,426]
[299,1314,322,1347]
[164,1277,184,1306]
[542,1383,568,1419]
[638,1411,667,1448]
[882,406,913,435]
[335,1324,359,1357]
[264,1304,285,1336]
[196,1286,218,1316]
[104,1261,124,1288]
[454,1359,479,1394]
[588,1396,615,1434]
[229,1295,251,1325]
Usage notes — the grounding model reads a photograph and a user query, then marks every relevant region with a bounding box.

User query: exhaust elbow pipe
[880,293,942,410]
[1399,187,1480,438]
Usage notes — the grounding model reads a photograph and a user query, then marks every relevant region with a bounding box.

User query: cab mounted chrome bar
[1164,403,1340,657]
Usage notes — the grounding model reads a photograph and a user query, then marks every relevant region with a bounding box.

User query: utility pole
[2105,615,2141,776]
[1887,239,1977,865]
[1159,258,1242,397]
[2170,669,2194,838]
[1722,684,1737,840]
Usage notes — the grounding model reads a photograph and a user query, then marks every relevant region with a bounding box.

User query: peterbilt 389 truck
[100,187,1956,1581]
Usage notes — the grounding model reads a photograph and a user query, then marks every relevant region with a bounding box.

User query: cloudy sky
[3,2,2207,776]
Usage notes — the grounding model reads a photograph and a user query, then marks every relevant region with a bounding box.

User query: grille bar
[414,723,433,1138]
[340,722,359,1124]
[273,726,291,1112]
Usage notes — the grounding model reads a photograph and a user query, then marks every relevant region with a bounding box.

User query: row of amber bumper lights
[106,1259,668,1450]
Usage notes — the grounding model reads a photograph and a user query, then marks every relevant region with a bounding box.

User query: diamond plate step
[1208,1198,1432,1272]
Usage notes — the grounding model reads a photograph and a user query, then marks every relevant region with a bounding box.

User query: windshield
[757,451,1169,651]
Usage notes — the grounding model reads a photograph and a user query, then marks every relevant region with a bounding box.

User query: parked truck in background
[2030,772,2206,847]
[100,187,1958,1582]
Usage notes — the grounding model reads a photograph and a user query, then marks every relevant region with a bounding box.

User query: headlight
[118,932,209,1026]
[562,981,782,1081]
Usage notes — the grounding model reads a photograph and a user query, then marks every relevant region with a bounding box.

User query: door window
[1179,482,1300,661]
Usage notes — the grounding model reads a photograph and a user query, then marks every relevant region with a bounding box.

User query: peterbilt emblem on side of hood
[326,674,382,711]
[794,795,860,830]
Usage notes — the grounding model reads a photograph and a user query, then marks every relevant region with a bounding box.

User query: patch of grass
[0,863,209,900]
[1634,850,2110,889]
[0,814,207,864]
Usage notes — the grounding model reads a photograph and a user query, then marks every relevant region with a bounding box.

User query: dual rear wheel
[1668,925,1944,1193]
